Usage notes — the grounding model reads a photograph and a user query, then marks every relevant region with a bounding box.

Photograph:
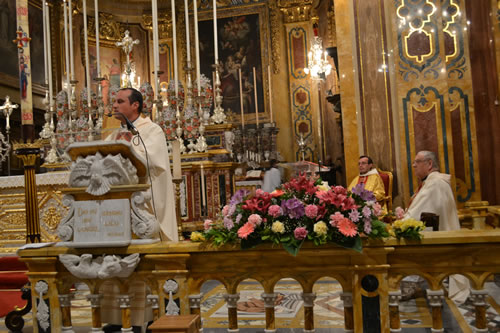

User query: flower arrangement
[194,174,390,255]
[387,218,425,240]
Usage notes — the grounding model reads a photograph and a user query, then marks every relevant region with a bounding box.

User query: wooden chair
[377,168,393,213]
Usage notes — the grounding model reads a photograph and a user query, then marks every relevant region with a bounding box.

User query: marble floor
[1,278,500,332]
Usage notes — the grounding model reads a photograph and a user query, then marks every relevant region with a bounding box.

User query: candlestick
[94,0,100,77]
[63,1,70,107]
[172,140,182,179]
[200,163,206,211]
[253,67,259,126]
[45,2,53,108]
[42,2,47,86]
[68,0,74,80]
[268,65,273,123]
[193,0,200,93]
[152,0,159,98]
[184,0,190,63]
[171,0,178,97]
[239,67,244,128]
[82,0,91,107]
[212,0,218,62]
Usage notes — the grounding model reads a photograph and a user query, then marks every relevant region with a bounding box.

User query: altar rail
[17,229,500,333]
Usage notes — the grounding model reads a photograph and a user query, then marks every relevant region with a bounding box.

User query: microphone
[107,112,139,135]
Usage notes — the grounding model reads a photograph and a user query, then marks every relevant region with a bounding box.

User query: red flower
[271,189,285,197]
[237,222,255,239]
[283,173,317,195]
[337,218,358,237]
[242,196,271,213]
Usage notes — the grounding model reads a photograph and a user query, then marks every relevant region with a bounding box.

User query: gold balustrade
[17,229,500,332]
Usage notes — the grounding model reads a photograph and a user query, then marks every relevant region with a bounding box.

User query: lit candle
[82,0,91,106]
[238,67,244,128]
[42,2,47,86]
[152,0,159,98]
[268,65,273,123]
[172,140,182,179]
[193,0,200,93]
[184,0,190,63]
[45,2,53,108]
[253,67,259,126]
[212,0,218,63]
[68,0,74,80]
[94,0,100,77]
[171,0,178,97]
[201,163,206,209]
[63,1,70,106]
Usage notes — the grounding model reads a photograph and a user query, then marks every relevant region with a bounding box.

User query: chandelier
[304,24,332,80]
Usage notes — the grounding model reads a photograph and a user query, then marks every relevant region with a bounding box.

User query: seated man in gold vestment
[347,155,387,215]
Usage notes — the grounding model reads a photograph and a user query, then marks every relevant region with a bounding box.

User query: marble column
[388,291,402,333]
[223,293,240,332]
[261,292,277,333]
[301,292,316,333]
[470,289,488,333]
[147,295,160,322]
[426,290,445,333]
[340,292,354,333]
[58,294,74,333]
[86,294,104,333]
[117,295,133,332]
[188,294,203,332]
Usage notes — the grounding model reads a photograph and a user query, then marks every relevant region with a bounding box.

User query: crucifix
[116,30,139,88]
[13,28,31,49]
[0,96,19,175]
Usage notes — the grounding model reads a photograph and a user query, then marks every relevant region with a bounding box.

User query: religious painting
[0,0,45,93]
[197,3,270,125]
[89,45,122,88]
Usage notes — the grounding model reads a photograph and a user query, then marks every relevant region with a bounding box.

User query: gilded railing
[18,229,500,333]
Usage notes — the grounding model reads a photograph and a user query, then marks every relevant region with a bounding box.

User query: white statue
[69,152,139,196]
[58,253,140,279]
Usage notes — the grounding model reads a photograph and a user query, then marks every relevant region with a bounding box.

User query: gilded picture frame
[197,3,271,125]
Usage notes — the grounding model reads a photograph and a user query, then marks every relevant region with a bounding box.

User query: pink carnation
[204,219,213,230]
[237,222,255,239]
[256,189,265,197]
[329,212,344,227]
[268,205,282,218]
[248,213,263,226]
[395,206,405,220]
[222,205,230,216]
[373,203,382,217]
[305,204,319,218]
[294,227,308,240]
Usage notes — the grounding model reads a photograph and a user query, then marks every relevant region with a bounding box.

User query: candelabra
[0,96,16,174]
[211,62,226,124]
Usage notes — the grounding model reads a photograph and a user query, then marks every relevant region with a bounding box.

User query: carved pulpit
[57,141,160,247]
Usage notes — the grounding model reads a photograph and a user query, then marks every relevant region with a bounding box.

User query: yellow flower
[272,221,285,234]
[190,231,205,242]
[317,181,331,192]
[313,221,328,236]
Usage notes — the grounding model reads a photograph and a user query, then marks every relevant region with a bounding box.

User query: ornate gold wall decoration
[280,4,313,24]
[268,0,282,74]
[142,12,173,40]
[327,4,336,46]
[88,13,123,43]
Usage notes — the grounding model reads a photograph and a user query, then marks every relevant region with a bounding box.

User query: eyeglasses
[413,158,429,164]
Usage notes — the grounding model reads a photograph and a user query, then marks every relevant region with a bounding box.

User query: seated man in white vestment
[404,150,470,303]
[101,88,178,332]
[262,159,281,193]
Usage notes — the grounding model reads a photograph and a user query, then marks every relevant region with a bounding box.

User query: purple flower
[351,183,376,202]
[281,198,305,219]
[362,206,372,218]
[235,213,243,224]
[349,209,360,222]
[230,189,250,205]
[224,216,234,230]
[363,217,372,234]
[294,227,308,240]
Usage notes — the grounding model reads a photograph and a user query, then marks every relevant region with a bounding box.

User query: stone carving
[35,281,50,332]
[58,253,140,279]
[57,195,76,241]
[130,191,159,239]
[69,152,139,196]
[224,131,234,156]
[163,280,180,315]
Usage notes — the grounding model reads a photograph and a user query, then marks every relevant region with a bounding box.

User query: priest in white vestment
[405,150,469,304]
[101,88,178,331]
